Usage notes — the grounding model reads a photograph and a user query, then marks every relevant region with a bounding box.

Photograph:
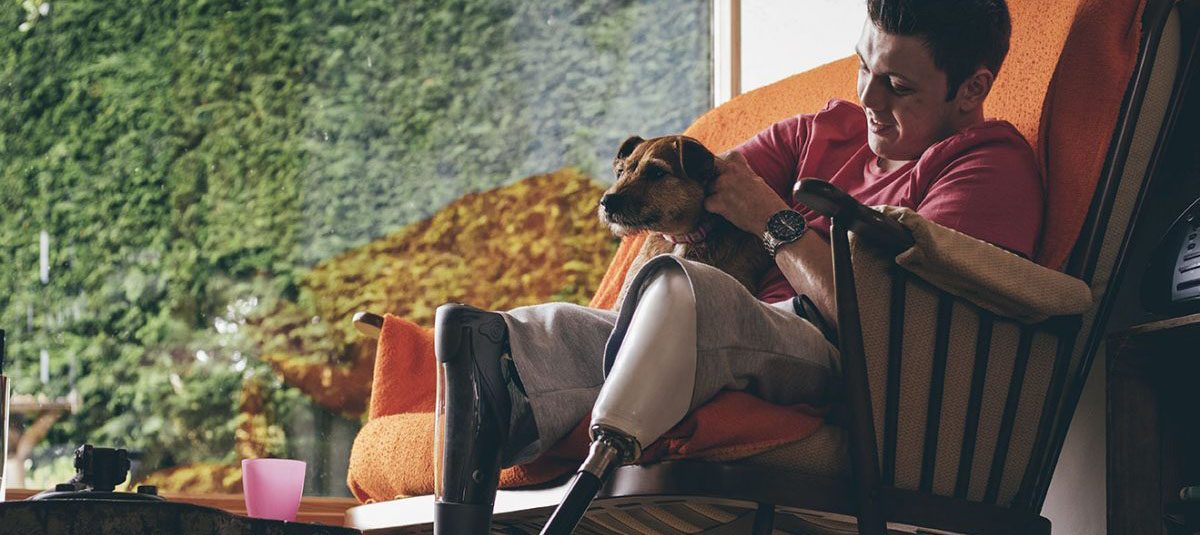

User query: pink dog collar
[661,220,713,245]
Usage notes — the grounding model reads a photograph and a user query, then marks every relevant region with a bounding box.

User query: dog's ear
[676,136,716,182]
[616,136,645,161]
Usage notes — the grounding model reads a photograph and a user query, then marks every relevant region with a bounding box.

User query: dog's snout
[600,194,625,213]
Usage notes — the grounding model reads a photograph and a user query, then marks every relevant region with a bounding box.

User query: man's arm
[707,152,838,328]
[774,232,836,329]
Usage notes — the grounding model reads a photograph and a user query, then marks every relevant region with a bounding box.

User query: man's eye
[891,81,913,95]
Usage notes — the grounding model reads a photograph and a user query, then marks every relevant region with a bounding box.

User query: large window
[710,0,864,106]
[740,0,864,93]
[0,0,710,496]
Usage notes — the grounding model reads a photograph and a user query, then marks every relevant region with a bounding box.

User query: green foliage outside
[0,0,708,494]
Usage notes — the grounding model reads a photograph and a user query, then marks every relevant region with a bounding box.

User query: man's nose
[859,77,888,112]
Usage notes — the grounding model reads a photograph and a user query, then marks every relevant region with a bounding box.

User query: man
[433,0,1041,531]
[715,0,1041,326]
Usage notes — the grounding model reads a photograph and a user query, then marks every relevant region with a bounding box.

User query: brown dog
[599,135,772,307]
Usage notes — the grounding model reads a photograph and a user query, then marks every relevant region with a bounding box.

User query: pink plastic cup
[242,458,306,521]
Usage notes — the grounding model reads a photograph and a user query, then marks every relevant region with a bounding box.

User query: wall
[1042,354,1107,535]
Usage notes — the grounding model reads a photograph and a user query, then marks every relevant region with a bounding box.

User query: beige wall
[1042,354,1106,535]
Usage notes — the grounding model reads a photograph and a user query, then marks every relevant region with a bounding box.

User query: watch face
[769,210,807,241]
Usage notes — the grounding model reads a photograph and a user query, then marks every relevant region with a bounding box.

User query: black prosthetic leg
[433,304,513,535]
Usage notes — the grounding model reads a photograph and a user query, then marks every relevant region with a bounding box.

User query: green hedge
[0,0,708,491]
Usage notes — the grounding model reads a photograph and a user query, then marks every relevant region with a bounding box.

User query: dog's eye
[645,167,666,179]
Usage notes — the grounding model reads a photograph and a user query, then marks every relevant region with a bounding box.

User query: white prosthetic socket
[538,264,701,535]
[591,263,698,452]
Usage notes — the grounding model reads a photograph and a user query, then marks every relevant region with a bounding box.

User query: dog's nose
[600,194,625,213]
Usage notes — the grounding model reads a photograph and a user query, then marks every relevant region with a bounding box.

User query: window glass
[741,0,864,92]
[0,0,710,496]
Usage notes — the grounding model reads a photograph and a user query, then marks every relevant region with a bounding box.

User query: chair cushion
[734,425,849,479]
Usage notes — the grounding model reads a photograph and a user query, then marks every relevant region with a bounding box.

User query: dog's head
[599,135,718,236]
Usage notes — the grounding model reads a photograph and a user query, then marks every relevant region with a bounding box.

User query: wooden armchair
[346,0,1195,532]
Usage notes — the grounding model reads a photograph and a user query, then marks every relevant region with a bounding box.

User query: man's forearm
[774,232,838,330]
[703,151,838,326]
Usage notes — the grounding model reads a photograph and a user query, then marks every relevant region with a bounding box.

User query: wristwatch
[762,209,808,258]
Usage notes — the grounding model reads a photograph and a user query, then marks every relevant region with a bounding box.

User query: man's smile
[867,115,896,134]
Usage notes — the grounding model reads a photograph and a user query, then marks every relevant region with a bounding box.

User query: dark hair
[867,0,1011,100]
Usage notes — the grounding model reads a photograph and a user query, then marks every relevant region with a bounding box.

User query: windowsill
[5,489,359,527]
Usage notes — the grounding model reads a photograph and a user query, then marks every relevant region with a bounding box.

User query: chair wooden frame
[346,1,1195,533]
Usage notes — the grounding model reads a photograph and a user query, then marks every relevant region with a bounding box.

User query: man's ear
[955,68,994,114]
[616,136,644,160]
[677,136,716,182]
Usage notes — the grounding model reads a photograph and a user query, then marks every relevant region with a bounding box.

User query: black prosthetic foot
[433,304,512,535]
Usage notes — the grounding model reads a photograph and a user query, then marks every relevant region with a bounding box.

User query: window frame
[712,0,742,106]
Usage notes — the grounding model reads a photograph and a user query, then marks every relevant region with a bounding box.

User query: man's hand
[710,151,837,326]
[706,151,791,236]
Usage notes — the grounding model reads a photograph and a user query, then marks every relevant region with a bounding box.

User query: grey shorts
[500,254,840,464]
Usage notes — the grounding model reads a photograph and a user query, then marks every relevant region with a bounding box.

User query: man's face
[855,22,961,162]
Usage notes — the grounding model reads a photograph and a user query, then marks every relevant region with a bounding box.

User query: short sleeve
[733,115,811,201]
[915,134,1044,258]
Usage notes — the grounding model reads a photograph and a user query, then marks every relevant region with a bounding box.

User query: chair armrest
[794,179,1092,323]
[794,179,914,255]
[353,312,385,339]
[878,207,1092,323]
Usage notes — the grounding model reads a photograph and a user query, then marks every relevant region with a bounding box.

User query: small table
[1107,313,1200,535]
[0,498,362,535]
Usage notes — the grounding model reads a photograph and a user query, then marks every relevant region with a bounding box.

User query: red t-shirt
[739,99,1044,303]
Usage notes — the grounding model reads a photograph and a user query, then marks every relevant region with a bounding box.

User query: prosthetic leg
[432,304,512,535]
[540,264,699,534]
[431,265,699,535]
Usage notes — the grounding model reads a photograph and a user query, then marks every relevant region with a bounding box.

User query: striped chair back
[845,0,1184,511]
[851,240,1078,508]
